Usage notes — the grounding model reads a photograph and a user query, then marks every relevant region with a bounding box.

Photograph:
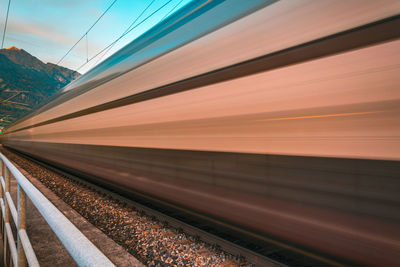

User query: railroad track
[4,148,343,267]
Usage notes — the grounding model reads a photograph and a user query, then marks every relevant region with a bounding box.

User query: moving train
[2,0,400,265]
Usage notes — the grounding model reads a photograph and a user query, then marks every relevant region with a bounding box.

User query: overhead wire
[94,0,157,66]
[160,0,185,21]
[56,0,118,65]
[85,33,89,62]
[1,0,12,49]
[75,0,173,73]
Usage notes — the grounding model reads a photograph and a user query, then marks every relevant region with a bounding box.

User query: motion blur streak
[256,111,384,122]
[7,40,400,160]
[2,0,400,266]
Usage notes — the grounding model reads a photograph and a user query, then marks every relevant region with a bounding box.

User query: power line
[95,0,185,67]
[56,0,118,65]
[160,0,185,21]
[76,0,173,73]
[85,33,89,62]
[1,0,11,49]
[95,0,157,65]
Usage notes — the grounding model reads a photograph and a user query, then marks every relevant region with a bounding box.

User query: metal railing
[0,152,115,267]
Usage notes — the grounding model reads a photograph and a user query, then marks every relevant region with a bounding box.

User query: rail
[0,152,115,267]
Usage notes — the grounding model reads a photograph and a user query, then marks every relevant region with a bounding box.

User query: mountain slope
[0,46,80,128]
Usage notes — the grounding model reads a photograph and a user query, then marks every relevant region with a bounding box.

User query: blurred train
[2,0,400,265]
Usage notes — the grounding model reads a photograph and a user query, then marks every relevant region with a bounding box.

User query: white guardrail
[0,152,115,267]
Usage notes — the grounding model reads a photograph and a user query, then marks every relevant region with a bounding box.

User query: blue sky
[0,0,192,73]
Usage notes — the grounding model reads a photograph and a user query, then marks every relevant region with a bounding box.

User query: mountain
[0,46,80,128]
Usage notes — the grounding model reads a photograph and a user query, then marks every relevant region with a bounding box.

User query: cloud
[1,0,129,71]
[7,18,104,56]
[8,19,76,45]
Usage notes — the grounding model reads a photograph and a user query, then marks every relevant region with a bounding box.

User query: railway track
[2,147,343,267]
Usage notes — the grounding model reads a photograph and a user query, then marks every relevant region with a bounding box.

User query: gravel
[2,149,254,267]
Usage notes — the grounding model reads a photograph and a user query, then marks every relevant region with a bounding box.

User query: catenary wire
[160,0,185,21]
[56,0,118,65]
[1,0,12,49]
[94,0,157,66]
[75,0,172,73]
[98,0,184,65]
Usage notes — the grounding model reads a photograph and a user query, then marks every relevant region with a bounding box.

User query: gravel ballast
[2,148,253,267]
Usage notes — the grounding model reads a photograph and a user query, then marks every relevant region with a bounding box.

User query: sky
[0,0,192,74]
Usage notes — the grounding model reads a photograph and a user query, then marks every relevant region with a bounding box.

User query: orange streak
[257,111,383,122]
